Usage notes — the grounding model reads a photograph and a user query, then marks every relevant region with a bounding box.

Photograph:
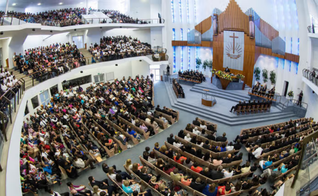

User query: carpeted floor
[35,81,298,195]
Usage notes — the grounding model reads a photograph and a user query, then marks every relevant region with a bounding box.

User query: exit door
[150,69,160,81]
[72,36,84,49]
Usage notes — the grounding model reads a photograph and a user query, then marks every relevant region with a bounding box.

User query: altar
[212,72,245,90]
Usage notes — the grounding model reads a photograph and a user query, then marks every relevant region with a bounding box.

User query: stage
[164,78,297,126]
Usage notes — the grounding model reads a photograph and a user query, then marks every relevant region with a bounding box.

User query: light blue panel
[212,8,222,15]
[187,29,201,44]
[255,26,272,48]
[272,37,286,56]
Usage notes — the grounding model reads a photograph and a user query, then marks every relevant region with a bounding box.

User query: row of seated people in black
[172,79,185,98]
[252,82,275,98]
[230,100,272,113]
[178,70,205,83]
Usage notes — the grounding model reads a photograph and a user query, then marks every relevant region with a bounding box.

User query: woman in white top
[184,133,192,142]
[200,121,207,130]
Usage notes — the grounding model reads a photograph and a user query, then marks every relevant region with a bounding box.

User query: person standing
[166,65,170,76]
[297,90,303,107]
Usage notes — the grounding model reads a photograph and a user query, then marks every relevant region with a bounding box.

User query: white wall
[150,0,162,19]
[98,0,130,14]
[150,27,163,47]
[131,59,150,77]
[22,33,71,51]
[0,38,11,68]
[306,0,318,25]
[129,0,150,19]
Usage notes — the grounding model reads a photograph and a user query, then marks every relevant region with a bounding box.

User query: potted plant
[270,70,276,86]
[236,74,245,82]
[203,60,208,71]
[262,69,268,83]
[196,58,202,70]
[254,67,261,81]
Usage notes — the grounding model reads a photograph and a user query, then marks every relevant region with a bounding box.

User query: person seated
[216,132,227,142]
[241,161,251,173]
[224,67,230,73]
[170,168,183,181]
[202,183,218,196]
[222,154,232,164]
[138,167,153,182]
[223,168,234,178]
[122,180,141,195]
[211,166,224,180]
[200,167,212,178]
[190,177,206,192]
[191,163,203,173]
[181,176,192,186]
[217,182,232,195]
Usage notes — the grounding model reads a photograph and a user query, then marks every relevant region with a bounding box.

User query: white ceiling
[0,0,96,9]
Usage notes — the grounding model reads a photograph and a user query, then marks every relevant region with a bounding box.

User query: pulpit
[201,89,216,107]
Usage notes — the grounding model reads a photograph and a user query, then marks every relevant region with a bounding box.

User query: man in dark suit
[200,168,212,178]
[230,101,242,112]
[88,176,113,195]
[167,134,175,144]
[222,154,233,163]
[190,177,206,192]
[225,67,230,73]
[210,166,224,180]
[216,132,227,142]
[234,139,242,150]
[193,117,200,126]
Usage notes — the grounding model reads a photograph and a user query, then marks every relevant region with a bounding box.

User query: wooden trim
[172,40,213,47]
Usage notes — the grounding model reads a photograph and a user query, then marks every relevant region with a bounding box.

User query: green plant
[203,60,208,70]
[196,58,202,70]
[254,67,261,81]
[270,70,276,84]
[262,69,268,83]
[236,74,245,80]
[288,91,294,98]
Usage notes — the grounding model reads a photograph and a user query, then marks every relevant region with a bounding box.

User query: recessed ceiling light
[80,2,83,4]
[59,2,63,5]
[12,3,16,6]
[37,3,41,5]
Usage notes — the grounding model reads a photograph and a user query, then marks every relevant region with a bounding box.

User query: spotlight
[0,32,3,35]
[63,80,66,83]
[80,71,83,73]
[32,29,35,31]
[37,3,41,5]
[115,64,118,66]
[139,60,142,62]
[100,27,102,29]
[50,30,53,33]
[74,29,77,31]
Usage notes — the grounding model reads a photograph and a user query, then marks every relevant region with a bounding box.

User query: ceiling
[0,0,97,9]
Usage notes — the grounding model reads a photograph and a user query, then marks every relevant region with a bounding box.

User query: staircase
[79,48,93,58]
[164,82,297,126]
[9,69,39,89]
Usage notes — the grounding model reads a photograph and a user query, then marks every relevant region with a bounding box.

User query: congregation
[89,36,153,62]
[178,70,206,83]
[19,75,179,195]
[172,79,185,98]
[251,82,275,99]
[229,100,273,114]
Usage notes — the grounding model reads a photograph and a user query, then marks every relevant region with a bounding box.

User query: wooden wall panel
[171,41,188,46]
[285,53,300,63]
[243,34,256,87]
[212,32,224,73]
[171,41,213,48]
[218,0,249,35]
[194,16,212,34]
[255,46,261,64]
[195,23,202,33]
[259,19,279,41]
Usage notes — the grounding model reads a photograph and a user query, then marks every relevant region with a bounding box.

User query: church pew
[107,174,130,196]
[81,121,114,160]
[153,149,250,185]
[118,116,150,140]
[190,124,218,138]
[143,112,168,129]
[92,119,127,152]
[131,114,158,135]
[239,118,309,135]
[155,111,175,124]
[183,129,227,147]
[123,165,164,196]
[164,107,179,121]
[139,156,205,196]
[165,142,242,170]
[196,118,218,130]
[105,117,139,145]
[68,122,101,164]
[175,136,238,158]
[274,166,297,181]
[268,151,301,170]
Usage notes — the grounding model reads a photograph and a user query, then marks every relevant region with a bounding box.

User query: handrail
[283,99,308,109]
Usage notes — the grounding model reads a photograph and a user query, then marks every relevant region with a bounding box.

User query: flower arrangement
[212,69,217,74]
[236,74,245,80]
[223,73,233,81]
[288,91,294,98]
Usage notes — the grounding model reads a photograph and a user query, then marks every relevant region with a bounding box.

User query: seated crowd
[172,79,185,98]
[251,82,276,99]
[0,67,20,94]
[137,117,316,196]
[89,36,153,62]
[100,10,148,24]
[230,99,273,114]
[13,42,85,80]
[19,76,178,195]
[178,70,205,83]
[7,8,86,26]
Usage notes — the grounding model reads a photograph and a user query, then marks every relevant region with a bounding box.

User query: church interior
[0,0,318,196]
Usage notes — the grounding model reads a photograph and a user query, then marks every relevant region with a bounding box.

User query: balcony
[302,69,318,96]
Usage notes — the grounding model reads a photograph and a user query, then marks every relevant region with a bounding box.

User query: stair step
[193,85,250,99]
[190,89,244,102]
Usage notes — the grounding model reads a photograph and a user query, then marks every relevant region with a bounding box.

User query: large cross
[230,33,239,54]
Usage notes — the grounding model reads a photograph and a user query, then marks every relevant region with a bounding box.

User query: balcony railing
[0,78,25,172]
[0,15,164,26]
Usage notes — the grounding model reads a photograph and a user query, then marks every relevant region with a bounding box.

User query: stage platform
[163,79,297,126]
